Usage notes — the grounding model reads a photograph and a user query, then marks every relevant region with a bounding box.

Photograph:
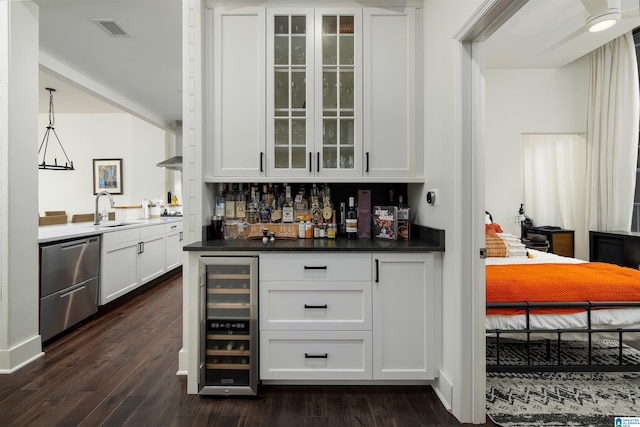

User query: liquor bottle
[247,186,259,224]
[310,183,322,224]
[322,184,333,223]
[214,183,226,219]
[346,196,358,239]
[225,183,236,220]
[389,189,394,205]
[259,184,271,223]
[294,185,308,222]
[282,185,294,223]
[266,183,275,208]
[398,195,407,209]
[271,184,282,223]
[235,183,247,220]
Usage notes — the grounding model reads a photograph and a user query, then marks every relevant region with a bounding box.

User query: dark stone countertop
[184,225,444,252]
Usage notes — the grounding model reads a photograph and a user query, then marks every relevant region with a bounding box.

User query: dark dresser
[589,230,640,269]
[525,226,575,257]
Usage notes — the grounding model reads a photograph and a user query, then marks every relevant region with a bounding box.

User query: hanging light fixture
[38,87,74,170]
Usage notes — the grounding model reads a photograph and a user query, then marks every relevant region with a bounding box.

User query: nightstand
[525,227,574,257]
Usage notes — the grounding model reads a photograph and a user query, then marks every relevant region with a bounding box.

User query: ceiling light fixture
[582,0,621,32]
[38,87,74,171]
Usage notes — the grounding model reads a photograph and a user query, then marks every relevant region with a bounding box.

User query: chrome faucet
[94,191,115,225]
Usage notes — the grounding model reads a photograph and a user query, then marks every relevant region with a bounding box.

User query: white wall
[1,0,43,373]
[416,0,483,422]
[38,113,169,218]
[485,59,589,258]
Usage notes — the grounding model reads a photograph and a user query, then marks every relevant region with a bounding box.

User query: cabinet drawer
[165,221,183,234]
[260,331,371,380]
[102,228,140,247]
[140,224,166,239]
[260,253,371,282]
[260,282,371,331]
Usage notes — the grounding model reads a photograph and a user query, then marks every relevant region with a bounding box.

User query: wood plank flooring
[0,270,494,426]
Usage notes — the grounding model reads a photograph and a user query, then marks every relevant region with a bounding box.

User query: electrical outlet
[426,189,440,206]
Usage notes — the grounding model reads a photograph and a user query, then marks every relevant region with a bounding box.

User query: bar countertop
[184,225,444,252]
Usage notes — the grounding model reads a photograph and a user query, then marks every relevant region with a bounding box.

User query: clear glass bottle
[225,183,236,220]
[282,185,294,223]
[247,186,259,224]
[235,183,246,220]
[311,183,322,224]
[294,185,308,222]
[271,184,282,223]
[346,196,358,239]
[259,184,271,223]
[215,183,226,219]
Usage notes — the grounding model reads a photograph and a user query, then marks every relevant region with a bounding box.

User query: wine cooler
[199,256,258,396]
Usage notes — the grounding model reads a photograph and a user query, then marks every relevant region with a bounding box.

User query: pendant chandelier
[38,87,74,170]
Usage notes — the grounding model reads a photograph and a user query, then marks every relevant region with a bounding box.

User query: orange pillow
[485,223,503,234]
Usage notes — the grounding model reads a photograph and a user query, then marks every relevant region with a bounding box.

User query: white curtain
[523,133,587,233]
[586,32,640,232]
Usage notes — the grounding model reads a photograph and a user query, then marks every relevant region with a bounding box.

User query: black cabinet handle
[305,353,328,359]
[366,152,370,172]
[317,152,320,172]
[309,152,312,172]
[260,152,264,172]
[304,304,328,309]
[304,265,327,270]
[375,259,379,282]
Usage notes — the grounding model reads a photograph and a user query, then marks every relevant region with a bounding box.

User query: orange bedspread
[486,262,640,315]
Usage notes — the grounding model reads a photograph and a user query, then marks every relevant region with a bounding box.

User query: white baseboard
[433,369,453,412]
[0,335,44,374]
[176,347,187,376]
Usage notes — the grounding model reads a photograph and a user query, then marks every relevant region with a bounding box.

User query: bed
[485,231,640,372]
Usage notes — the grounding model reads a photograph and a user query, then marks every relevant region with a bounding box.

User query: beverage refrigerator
[199,256,258,396]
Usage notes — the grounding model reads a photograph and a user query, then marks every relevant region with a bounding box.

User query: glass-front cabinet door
[315,10,362,177]
[267,10,315,177]
[267,9,361,178]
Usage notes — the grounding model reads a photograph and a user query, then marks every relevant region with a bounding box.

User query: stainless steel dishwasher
[39,235,101,342]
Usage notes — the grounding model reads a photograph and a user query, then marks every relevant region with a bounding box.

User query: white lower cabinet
[165,222,184,270]
[259,251,439,383]
[100,224,167,305]
[372,253,436,380]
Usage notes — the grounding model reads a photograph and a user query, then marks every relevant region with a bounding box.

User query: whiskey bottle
[311,183,322,224]
[322,184,333,223]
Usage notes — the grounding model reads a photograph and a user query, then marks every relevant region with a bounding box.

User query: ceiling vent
[92,18,131,37]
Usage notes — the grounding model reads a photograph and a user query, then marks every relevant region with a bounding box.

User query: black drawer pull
[305,353,328,359]
[304,304,328,309]
[304,265,327,270]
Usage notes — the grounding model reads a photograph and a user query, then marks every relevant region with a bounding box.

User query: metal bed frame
[486,301,640,372]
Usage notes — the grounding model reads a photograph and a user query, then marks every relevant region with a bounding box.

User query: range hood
[157,120,183,171]
[156,155,182,171]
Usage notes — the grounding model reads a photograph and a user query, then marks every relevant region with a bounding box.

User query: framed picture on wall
[93,158,123,195]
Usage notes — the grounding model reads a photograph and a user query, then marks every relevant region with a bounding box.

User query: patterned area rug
[486,341,640,426]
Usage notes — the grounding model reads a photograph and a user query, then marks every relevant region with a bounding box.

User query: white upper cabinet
[209,8,266,178]
[206,5,421,182]
[363,7,419,178]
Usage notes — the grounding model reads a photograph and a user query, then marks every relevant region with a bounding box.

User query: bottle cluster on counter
[211,183,411,241]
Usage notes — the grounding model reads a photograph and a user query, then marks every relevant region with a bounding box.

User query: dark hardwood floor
[0,270,495,426]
